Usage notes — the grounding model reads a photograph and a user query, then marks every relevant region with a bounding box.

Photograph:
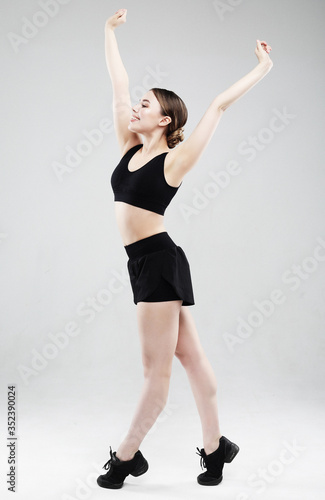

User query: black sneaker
[97,446,149,489]
[196,436,239,486]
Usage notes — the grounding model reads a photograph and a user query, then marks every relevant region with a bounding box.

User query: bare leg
[116,300,182,461]
[175,307,221,455]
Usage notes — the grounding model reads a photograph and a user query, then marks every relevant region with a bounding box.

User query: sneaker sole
[97,477,123,489]
[197,473,223,486]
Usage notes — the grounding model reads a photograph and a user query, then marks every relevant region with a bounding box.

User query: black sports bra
[111,144,181,216]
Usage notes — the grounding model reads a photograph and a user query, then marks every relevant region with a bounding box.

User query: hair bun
[167,127,185,149]
[150,88,187,149]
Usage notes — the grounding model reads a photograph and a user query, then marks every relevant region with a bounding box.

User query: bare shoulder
[120,137,143,157]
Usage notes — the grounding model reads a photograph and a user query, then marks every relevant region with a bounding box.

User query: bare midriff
[114,202,167,246]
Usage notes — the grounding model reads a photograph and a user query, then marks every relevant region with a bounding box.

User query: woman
[97,8,273,490]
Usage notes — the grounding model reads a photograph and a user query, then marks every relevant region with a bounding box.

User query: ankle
[115,451,136,462]
[204,436,221,456]
[116,443,138,462]
[116,438,140,462]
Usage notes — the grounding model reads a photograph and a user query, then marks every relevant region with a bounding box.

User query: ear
[158,115,172,128]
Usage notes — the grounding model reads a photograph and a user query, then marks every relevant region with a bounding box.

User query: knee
[142,367,171,408]
[142,363,173,382]
[174,347,202,370]
[174,347,187,366]
[174,349,185,365]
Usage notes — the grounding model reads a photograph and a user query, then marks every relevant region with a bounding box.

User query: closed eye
[139,98,150,108]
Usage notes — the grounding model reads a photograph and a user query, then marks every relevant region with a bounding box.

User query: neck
[140,133,169,155]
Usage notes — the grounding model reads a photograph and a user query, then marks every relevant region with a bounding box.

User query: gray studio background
[1,1,324,499]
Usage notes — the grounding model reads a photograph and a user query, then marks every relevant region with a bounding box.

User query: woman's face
[128,90,170,134]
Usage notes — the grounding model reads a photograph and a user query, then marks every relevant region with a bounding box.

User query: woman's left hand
[255,39,273,65]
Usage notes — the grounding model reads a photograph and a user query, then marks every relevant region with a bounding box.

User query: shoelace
[103,446,115,470]
[196,447,206,470]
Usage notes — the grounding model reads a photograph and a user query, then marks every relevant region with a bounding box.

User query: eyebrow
[140,99,150,103]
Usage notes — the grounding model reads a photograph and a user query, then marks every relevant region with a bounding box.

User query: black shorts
[124,232,195,306]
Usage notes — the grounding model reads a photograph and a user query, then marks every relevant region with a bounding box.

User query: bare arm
[105,9,141,154]
[167,40,273,183]
[215,40,273,111]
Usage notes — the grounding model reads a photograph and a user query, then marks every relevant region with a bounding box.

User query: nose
[132,103,140,113]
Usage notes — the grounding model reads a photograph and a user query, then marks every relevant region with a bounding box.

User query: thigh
[175,307,205,365]
[137,300,182,376]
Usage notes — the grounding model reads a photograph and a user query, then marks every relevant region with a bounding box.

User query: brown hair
[150,88,188,148]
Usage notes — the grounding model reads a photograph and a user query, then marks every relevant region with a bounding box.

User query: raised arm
[215,40,273,112]
[167,40,273,184]
[105,9,141,154]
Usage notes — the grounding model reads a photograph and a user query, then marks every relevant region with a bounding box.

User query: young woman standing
[97,8,273,490]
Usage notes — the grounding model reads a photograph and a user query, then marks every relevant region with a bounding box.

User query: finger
[262,43,271,52]
[116,8,127,17]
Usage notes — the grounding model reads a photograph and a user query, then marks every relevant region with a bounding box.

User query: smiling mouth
[130,115,140,122]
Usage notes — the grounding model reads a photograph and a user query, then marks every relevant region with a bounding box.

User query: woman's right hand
[105,8,127,31]
[255,39,273,66]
